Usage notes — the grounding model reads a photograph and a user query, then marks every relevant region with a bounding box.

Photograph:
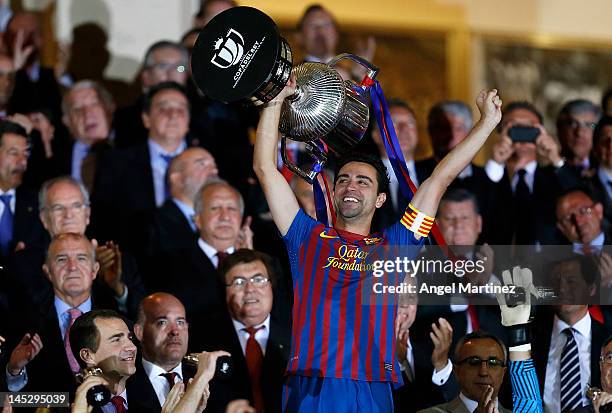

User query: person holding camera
[483,101,563,246]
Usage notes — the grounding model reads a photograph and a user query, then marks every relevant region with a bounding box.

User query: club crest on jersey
[363,236,382,245]
[384,363,393,371]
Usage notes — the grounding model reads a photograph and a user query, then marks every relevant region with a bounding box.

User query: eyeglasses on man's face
[455,356,506,369]
[226,274,270,289]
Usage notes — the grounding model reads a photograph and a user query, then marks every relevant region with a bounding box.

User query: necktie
[160,153,175,200]
[160,371,177,388]
[467,305,480,332]
[216,251,229,268]
[0,194,13,255]
[560,328,583,412]
[245,326,265,413]
[65,308,83,373]
[111,395,127,413]
[514,169,535,245]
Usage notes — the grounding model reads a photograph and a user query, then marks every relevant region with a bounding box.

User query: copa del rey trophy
[191,6,379,182]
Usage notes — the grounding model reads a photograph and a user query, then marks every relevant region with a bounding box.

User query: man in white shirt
[127,292,192,412]
[533,254,609,413]
[483,101,563,246]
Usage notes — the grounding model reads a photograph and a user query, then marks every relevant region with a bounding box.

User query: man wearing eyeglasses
[556,99,602,180]
[556,189,608,252]
[113,40,189,148]
[191,248,290,413]
[592,336,612,412]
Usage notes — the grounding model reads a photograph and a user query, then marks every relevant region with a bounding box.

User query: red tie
[65,308,83,373]
[160,371,178,388]
[216,251,229,268]
[245,326,265,412]
[467,305,480,332]
[111,395,127,413]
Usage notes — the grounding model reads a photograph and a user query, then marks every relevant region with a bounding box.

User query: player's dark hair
[334,152,390,195]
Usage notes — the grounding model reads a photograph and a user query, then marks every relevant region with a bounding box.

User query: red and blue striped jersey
[283,209,424,383]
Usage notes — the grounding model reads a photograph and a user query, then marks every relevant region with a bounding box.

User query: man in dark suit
[370,98,420,231]
[150,147,218,257]
[4,233,121,394]
[556,99,601,181]
[3,12,63,121]
[592,336,612,412]
[483,101,564,246]
[193,249,291,413]
[0,120,45,263]
[589,116,612,228]
[113,41,189,149]
[158,179,251,319]
[6,176,145,320]
[532,254,610,412]
[127,293,195,412]
[52,80,115,193]
[417,100,496,229]
[91,81,189,257]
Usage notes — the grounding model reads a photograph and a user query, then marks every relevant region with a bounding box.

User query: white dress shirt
[197,238,235,268]
[485,159,537,193]
[148,140,186,207]
[543,312,591,412]
[141,358,183,407]
[459,391,499,412]
[232,315,271,356]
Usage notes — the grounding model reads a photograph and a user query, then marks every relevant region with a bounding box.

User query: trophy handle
[280,137,327,184]
[327,53,379,88]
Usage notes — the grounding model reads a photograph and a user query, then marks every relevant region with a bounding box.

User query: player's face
[333,162,384,221]
[91,317,137,378]
[454,338,506,402]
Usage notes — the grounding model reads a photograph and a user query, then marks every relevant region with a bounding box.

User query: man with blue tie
[91,81,189,258]
[0,119,44,262]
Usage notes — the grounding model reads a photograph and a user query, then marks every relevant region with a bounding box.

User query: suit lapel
[138,145,157,209]
[13,187,37,246]
[127,361,161,412]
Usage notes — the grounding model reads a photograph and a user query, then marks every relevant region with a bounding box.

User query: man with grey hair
[55,79,115,192]
[114,40,189,148]
[157,179,252,319]
[4,233,126,395]
[416,100,495,222]
[6,176,145,318]
[556,99,602,180]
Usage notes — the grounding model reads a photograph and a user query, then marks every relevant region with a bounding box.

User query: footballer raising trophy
[191,6,379,182]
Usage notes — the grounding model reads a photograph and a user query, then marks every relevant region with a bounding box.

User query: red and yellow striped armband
[400,203,434,237]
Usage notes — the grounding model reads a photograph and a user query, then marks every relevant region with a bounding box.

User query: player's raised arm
[253,79,301,236]
[411,89,502,217]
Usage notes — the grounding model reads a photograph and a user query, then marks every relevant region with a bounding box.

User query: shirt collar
[147,139,186,161]
[197,238,234,261]
[172,198,195,226]
[459,392,479,413]
[553,311,591,339]
[232,314,271,335]
[573,231,605,252]
[515,160,538,176]
[141,358,183,382]
[54,295,92,318]
[0,188,16,197]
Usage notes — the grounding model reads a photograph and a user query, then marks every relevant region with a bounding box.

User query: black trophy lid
[191,6,285,104]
